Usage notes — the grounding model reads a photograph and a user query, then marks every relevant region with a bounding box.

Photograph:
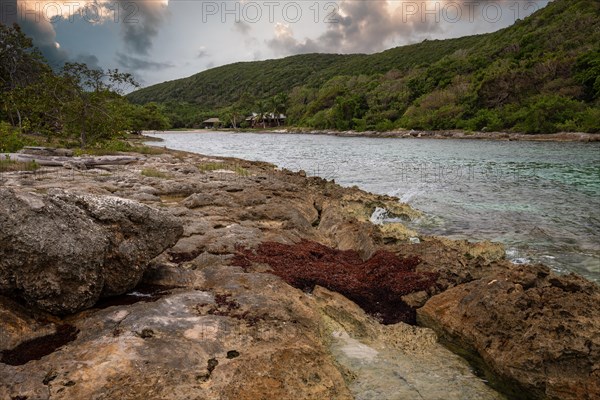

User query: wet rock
[0,188,183,314]
[437,237,506,264]
[313,286,503,400]
[418,270,600,400]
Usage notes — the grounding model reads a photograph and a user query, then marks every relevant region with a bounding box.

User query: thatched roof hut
[202,118,221,128]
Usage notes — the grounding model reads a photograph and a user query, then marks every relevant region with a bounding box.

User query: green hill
[128,0,600,133]
[127,35,483,107]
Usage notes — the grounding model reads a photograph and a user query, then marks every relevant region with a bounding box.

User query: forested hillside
[128,0,600,133]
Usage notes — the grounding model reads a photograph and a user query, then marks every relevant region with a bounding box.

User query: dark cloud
[116,52,174,70]
[74,53,100,69]
[1,0,170,71]
[115,0,169,55]
[1,0,69,68]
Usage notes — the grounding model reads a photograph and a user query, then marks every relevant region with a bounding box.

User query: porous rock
[0,188,183,314]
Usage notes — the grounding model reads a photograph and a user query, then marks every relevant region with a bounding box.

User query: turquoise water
[148,132,600,283]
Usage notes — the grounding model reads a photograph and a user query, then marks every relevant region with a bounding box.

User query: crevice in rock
[312,200,323,227]
[169,249,204,263]
[94,284,176,309]
[422,320,544,400]
[226,350,240,359]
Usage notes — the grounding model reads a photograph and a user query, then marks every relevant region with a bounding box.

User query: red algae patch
[233,240,438,325]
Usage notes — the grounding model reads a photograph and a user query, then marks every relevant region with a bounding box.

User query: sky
[1,0,551,87]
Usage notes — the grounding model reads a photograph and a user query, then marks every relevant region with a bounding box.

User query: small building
[202,118,221,129]
[246,113,286,128]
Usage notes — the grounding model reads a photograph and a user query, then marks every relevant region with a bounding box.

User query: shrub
[511,95,585,134]
[459,109,505,131]
[0,123,26,153]
[557,107,600,133]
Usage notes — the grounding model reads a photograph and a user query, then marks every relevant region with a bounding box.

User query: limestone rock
[0,266,353,400]
[0,188,183,314]
[417,266,600,400]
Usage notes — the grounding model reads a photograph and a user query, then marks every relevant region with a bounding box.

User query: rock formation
[0,149,597,399]
[0,188,183,314]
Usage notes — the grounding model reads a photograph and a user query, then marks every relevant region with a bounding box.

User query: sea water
[147,132,600,283]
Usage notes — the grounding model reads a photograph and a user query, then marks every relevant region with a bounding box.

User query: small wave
[370,207,388,225]
[370,207,409,225]
[399,188,425,203]
[506,248,531,265]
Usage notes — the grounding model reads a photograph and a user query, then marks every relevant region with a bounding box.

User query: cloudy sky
[1,0,551,87]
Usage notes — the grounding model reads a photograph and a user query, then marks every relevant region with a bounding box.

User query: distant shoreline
[144,128,600,142]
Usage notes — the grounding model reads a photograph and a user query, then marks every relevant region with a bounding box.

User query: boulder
[0,188,183,315]
[417,265,600,400]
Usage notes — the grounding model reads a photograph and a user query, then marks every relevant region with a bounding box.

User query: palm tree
[269,93,288,126]
[255,100,268,129]
[277,93,289,126]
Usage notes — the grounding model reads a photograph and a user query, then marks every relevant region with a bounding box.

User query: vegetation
[128,0,600,134]
[141,168,170,179]
[0,23,171,153]
[72,139,164,156]
[0,155,39,172]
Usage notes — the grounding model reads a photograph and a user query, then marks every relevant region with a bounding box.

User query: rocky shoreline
[281,128,600,142]
[166,128,600,142]
[1,148,598,399]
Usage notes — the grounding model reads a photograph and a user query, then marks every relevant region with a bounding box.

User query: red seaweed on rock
[233,240,438,325]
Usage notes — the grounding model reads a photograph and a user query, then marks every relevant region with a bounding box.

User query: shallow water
[147,131,600,282]
[329,330,504,400]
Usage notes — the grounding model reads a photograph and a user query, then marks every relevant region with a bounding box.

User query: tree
[575,48,600,101]
[255,100,268,129]
[127,103,170,133]
[229,92,254,128]
[0,23,162,149]
[10,72,73,140]
[269,93,288,126]
[60,63,139,147]
[0,23,50,128]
